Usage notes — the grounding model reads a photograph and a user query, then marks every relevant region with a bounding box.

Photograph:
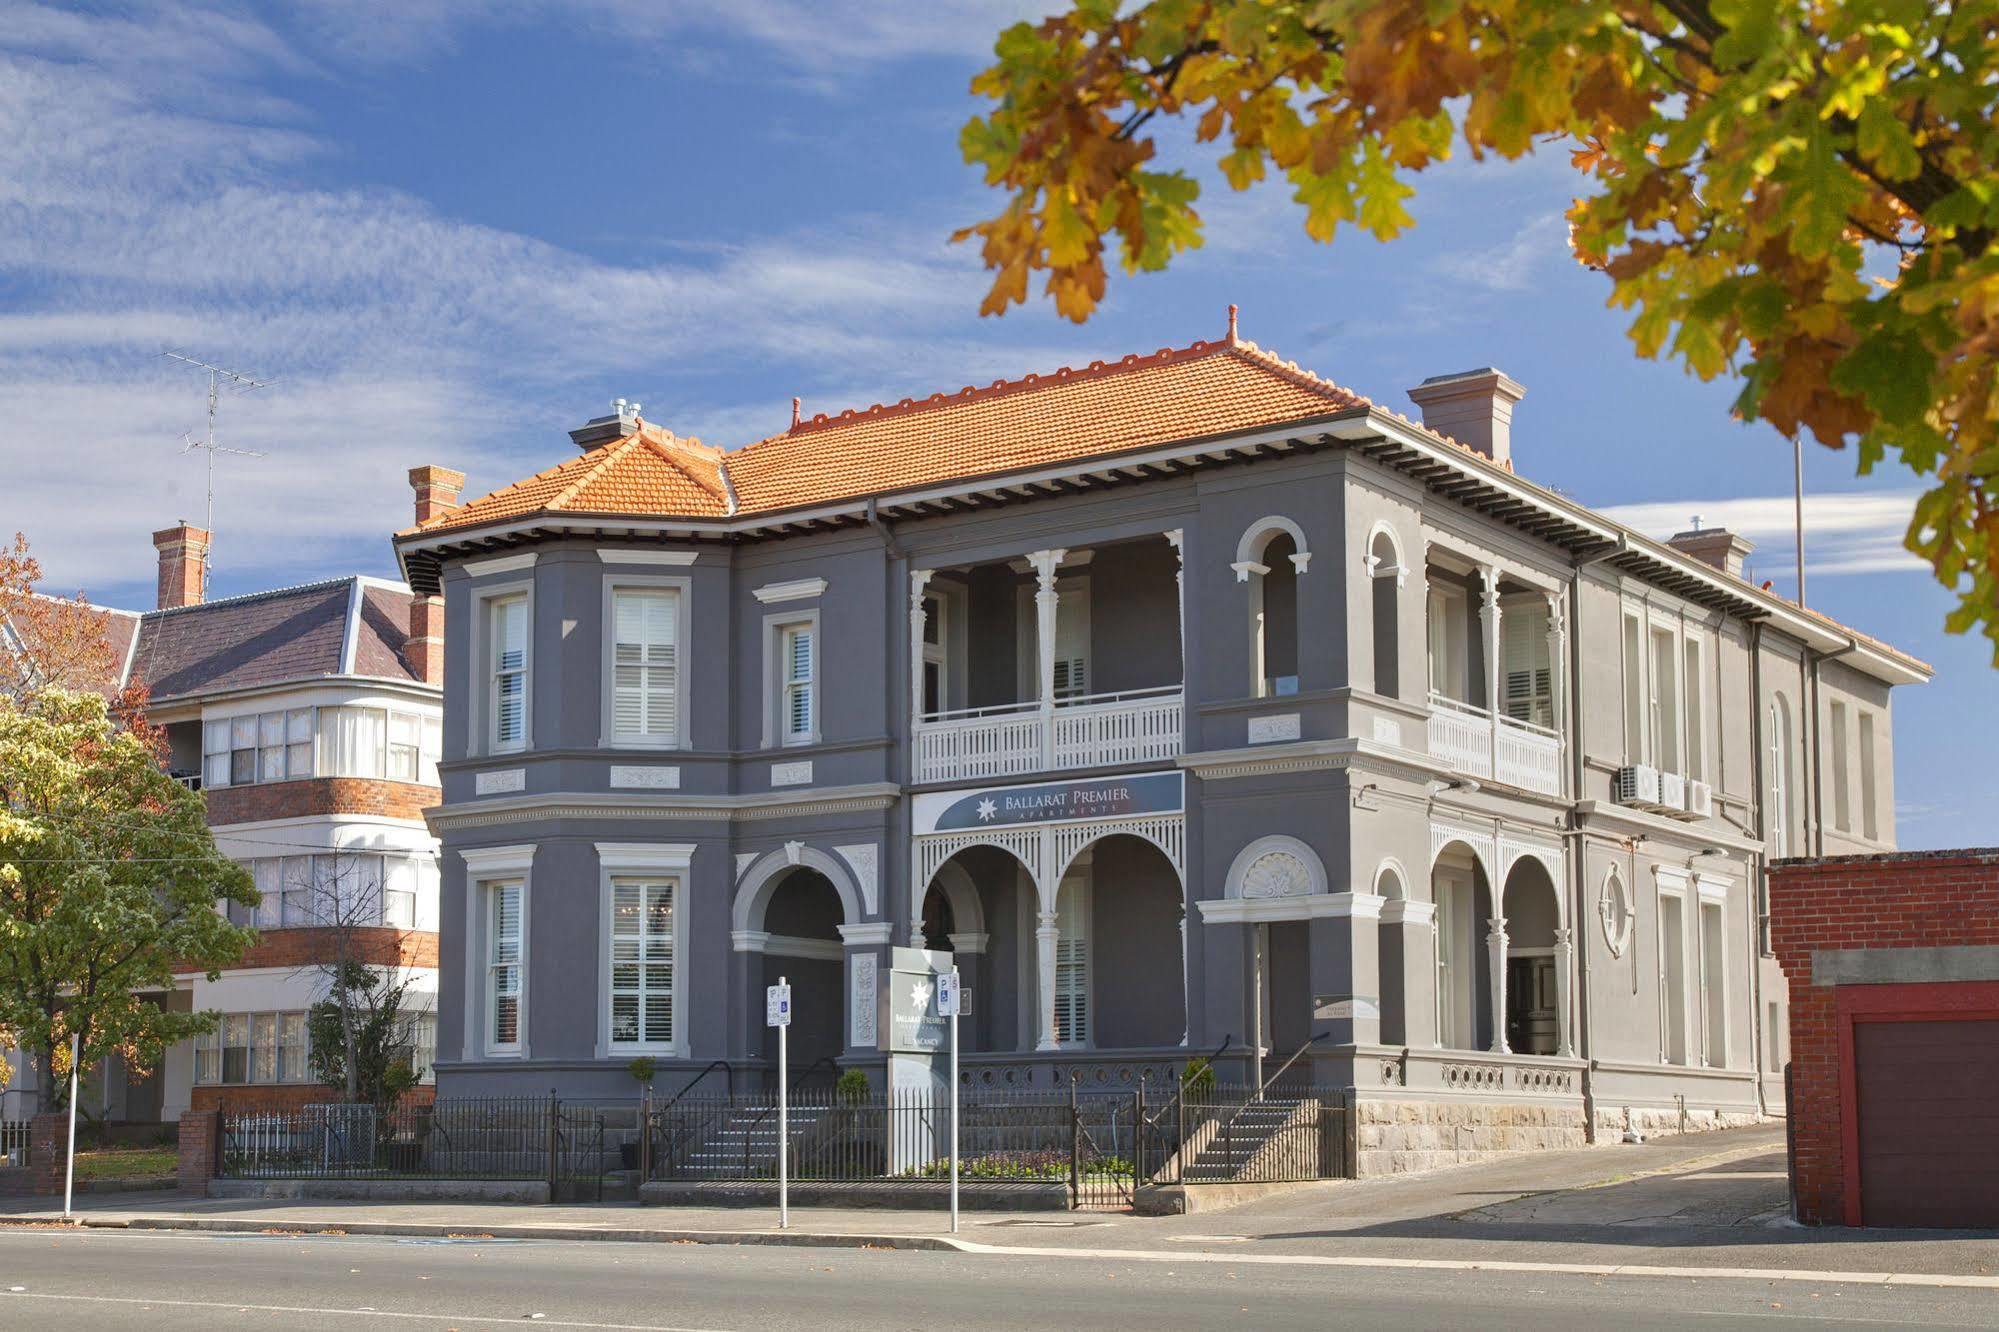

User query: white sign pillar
[766,979,792,1229]
[63,1031,78,1221]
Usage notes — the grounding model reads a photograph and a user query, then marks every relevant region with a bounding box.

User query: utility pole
[1793,436,1807,608]
[162,351,270,598]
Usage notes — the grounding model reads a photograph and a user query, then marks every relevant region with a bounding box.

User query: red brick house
[1770,849,1999,1227]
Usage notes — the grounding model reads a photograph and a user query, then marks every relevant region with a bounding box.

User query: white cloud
[1429,211,1569,292]
[1596,491,1928,578]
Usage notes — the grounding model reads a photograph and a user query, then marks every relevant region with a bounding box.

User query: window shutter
[783,625,814,738]
[1501,609,1552,727]
[494,598,527,745]
[613,590,677,742]
[608,878,675,1048]
[490,882,522,1047]
[1053,886,1088,1044]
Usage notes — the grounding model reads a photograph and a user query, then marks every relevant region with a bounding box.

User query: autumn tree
[0,534,136,708]
[0,688,256,1110]
[958,1,1999,655]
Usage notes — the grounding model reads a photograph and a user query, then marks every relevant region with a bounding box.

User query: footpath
[5,1125,1996,1291]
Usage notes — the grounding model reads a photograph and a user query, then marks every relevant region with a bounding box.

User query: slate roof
[118,577,422,703]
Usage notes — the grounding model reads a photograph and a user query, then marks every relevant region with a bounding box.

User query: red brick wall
[177,1109,220,1194]
[190,1084,437,1115]
[175,927,436,977]
[1769,849,1999,1225]
[204,777,439,826]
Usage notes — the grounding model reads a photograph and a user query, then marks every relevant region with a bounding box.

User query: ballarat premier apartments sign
[913,770,1183,836]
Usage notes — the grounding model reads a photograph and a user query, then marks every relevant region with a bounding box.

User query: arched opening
[1766,692,1794,857]
[922,846,1034,1054]
[1500,858,1562,1056]
[1369,529,1401,699]
[1055,834,1186,1051]
[1235,522,1306,699]
[756,868,847,1084]
[1431,841,1493,1050]
[1374,863,1409,1045]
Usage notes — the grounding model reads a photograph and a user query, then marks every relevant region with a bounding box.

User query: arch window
[1367,528,1403,699]
[1234,521,1310,698]
[1766,693,1794,857]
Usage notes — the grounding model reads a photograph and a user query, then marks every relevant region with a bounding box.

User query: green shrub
[835,1068,871,1103]
[625,1056,658,1087]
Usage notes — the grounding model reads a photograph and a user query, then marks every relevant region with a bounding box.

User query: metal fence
[0,1120,30,1170]
[216,1082,1352,1208]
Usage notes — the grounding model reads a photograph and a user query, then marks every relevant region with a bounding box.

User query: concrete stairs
[661,1104,835,1179]
[1165,1099,1319,1183]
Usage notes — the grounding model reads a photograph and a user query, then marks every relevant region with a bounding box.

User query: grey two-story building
[392,319,1928,1170]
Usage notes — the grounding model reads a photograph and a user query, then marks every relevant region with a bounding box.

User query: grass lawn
[71,1147,177,1181]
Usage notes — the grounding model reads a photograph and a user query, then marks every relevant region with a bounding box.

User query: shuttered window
[489,882,523,1051]
[781,623,815,741]
[491,596,528,749]
[611,588,678,743]
[1501,605,1553,728]
[1053,882,1089,1046]
[608,878,676,1048]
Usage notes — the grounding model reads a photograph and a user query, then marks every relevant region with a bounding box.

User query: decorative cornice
[1198,891,1385,924]
[1181,736,1441,784]
[1572,800,1764,854]
[430,784,900,833]
[752,576,828,604]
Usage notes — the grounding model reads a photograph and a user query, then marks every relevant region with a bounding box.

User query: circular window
[1598,867,1634,957]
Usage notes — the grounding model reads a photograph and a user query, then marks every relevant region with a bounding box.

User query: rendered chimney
[568,397,644,451]
[1668,525,1755,578]
[151,521,211,609]
[408,464,466,525]
[1406,368,1527,468]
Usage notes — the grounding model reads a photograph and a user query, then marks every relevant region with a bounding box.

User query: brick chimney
[1669,524,1754,578]
[408,464,465,526]
[404,466,461,689]
[151,521,210,609]
[1407,368,1526,468]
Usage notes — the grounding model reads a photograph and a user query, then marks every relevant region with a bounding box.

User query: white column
[1553,924,1576,1058]
[1166,528,1186,684]
[1034,909,1061,1051]
[1486,915,1510,1054]
[1479,567,1502,777]
[1545,591,1567,793]
[908,568,933,734]
[1029,549,1065,768]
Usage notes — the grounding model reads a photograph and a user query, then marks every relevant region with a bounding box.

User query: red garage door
[1852,1017,1999,1227]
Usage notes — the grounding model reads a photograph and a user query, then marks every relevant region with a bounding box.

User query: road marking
[938,1241,1999,1292]
[0,1289,735,1331]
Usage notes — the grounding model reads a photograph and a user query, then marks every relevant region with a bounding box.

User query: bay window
[201,704,438,788]
[194,1010,312,1086]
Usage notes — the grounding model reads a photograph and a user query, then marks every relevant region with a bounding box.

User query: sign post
[936,969,961,1233]
[766,979,792,1230]
[63,1031,78,1221]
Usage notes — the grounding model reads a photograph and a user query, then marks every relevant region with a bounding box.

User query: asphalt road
[1,1227,1995,1331]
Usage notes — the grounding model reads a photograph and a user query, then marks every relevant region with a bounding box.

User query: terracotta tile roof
[411,336,1367,535]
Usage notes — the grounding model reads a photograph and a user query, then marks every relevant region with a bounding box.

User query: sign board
[912,770,1183,835]
[936,971,960,1018]
[1313,994,1380,1021]
[880,946,950,1053]
[766,982,793,1028]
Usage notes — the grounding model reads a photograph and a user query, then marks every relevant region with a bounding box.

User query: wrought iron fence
[0,1119,30,1169]
[213,1082,1353,1205]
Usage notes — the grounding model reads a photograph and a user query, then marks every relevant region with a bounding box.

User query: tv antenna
[161,350,270,596]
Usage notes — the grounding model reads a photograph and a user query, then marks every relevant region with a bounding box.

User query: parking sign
[766,982,792,1027]
[936,971,960,1017]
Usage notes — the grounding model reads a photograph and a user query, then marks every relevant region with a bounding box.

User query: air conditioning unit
[1613,764,1661,808]
[1658,770,1687,812]
[1685,780,1714,818]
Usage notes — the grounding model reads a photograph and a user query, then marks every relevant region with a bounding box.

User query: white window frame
[595,843,695,1059]
[1766,692,1794,858]
[763,610,821,748]
[1427,582,1469,703]
[1830,700,1852,833]
[1683,630,1707,784]
[460,844,536,1060]
[1858,710,1879,841]
[194,1010,311,1086]
[601,575,690,749]
[203,708,319,789]
[472,582,533,756]
[1695,875,1731,1069]
[1655,867,1692,1067]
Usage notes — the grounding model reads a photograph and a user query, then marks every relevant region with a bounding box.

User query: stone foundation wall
[1356,1095,1768,1175]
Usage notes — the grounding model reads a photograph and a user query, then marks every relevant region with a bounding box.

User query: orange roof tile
[412,336,1366,535]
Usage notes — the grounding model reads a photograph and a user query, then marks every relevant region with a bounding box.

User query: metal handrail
[659,1059,734,1111]
[1144,1032,1231,1130]
[1496,711,1561,740]
[1255,1031,1329,1101]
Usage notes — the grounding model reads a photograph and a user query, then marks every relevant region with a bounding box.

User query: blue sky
[2,2,1989,846]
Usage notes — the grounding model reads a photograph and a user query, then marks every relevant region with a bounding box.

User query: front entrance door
[1506,955,1557,1055]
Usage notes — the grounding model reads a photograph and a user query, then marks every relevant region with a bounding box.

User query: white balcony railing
[1427,692,1563,796]
[915,686,1183,785]
[1426,693,1493,781]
